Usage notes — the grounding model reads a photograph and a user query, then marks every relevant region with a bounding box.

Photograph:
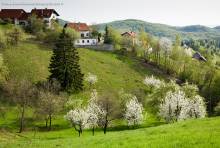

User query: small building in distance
[121,31,137,46]
[65,22,98,46]
[0,8,59,27]
[193,52,207,62]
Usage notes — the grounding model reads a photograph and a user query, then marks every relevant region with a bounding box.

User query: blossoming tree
[65,108,89,137]
[124,96,144,126]
[159,90,206,123]
[86,89,101,135]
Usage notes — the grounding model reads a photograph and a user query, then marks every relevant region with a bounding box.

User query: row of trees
[65,89,144,137]
[64,73,206,137]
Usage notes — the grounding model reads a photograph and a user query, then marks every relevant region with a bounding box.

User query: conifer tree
[104,25,112,44]
[49,29,83,93]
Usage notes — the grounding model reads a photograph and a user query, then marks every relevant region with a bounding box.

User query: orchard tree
[124,96,144,126]
[36,80,66,130]
[65,108,88,137]
[49,29,83,93]
[86,89,100,135]
[97,93,121,134]
[4,79,36,133]
[159,90,206,123]
[143,75,164,91]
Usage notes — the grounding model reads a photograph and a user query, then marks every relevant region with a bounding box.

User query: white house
[30,8,59,28]
[65,22,98,46]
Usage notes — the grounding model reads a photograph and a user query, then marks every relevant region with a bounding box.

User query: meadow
[0,117,220,148]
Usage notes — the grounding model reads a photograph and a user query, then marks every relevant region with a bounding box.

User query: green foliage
[104,25,112,44]
[49,29,84,93]
[26,14,45,35]
[104,26,122,49]
[0,54,8,83]
[65,27,80,41]
[5,26,24,46]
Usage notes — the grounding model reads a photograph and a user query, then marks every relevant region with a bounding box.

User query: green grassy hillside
[1,117,220,148]
[2,41,160,98]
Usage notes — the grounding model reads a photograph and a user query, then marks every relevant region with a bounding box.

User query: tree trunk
[78,130,81,137]
[19,105,25,133]
[92,127,95,136]
[104,122,107,134]
[49,114,52,131]
[45,117,48,128]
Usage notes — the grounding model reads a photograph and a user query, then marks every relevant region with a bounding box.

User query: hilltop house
[65,22,97,46]
[0,8,59,27]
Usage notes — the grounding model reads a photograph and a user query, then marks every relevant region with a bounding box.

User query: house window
[87,40,90,43]
[86,33,89,37]
[82,40,85,43]
[81,33,84,38]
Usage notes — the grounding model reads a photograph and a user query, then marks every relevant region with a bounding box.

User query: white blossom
[86,89,101,129]
[85,73,98,86]
[124,96,144,126]
[180,95,206,120]
[143,75,164,89]
[159,37,172,54]
[159,90,206,123]
[159,90,187,122]
[65,108,89,132]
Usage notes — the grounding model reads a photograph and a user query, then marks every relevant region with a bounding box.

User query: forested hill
[94,19,220,40]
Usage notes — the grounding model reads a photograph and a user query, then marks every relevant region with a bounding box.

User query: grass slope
[1,41,161,130]
[0,117,220,148]
[3,42,158,97]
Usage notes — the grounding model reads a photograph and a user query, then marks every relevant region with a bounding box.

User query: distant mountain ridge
[93,19,220,40]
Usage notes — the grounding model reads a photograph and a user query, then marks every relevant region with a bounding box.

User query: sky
[0,0,220,27]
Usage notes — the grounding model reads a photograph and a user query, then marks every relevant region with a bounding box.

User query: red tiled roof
[0,9,28,20]
[66,23,90,31]
[121,31,136,37]
[0,8,59,20]
[31,9,59,18]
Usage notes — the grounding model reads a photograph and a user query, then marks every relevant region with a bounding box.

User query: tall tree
[104,25,112,44]
[49,29,83,93]
[4,79,36,133]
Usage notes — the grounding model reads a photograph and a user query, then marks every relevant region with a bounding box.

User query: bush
[0,30,6,49]
[6,26,24,45]
[36,31,46,41]
[43,30,60,44]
